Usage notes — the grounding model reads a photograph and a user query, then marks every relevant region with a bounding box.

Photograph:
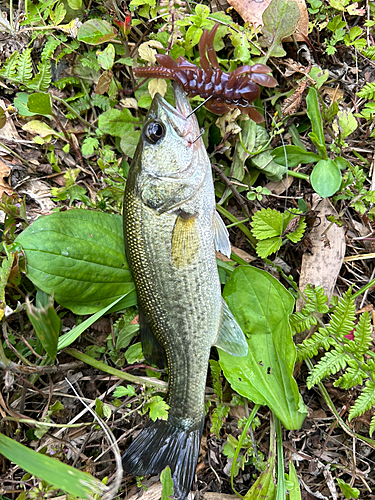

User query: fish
[122,82,248,500]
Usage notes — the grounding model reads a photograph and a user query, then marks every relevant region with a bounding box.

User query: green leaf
[255,237,282,259]
[14,92,39,117]
[261,0,301,57]
[161,466,174,500]
[125,342,144,364]
[16,210,135,314]
[219,266,307,430]
[27,93,53,116]
[272,145,321,167]
[98,108,139,137]
[306,88,327,159]
[82,137,99,156]
[0,106,6,129]
[97,44,115,71]
[67,0,82,9]
[333,108,358,139]
[244,445,276,499]
[26,295,62,359]
[145,395,170,421]
[120,129,141,158]
[336,478,359,499]
[310,159,342,198]
[252,208,283,240]
[113,384,136,398]
[0,251,14,321]
[286,460,301,500]
[0,433,106,498]
[77,19,118,45]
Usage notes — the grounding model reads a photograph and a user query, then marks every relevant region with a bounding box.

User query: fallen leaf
[148,78,167,98]
[22,120,57,138]
[0,157,13,196]
[18,179,55,212]
[227,0,309,41]
[296,198,346,313]
[138,40,164,64]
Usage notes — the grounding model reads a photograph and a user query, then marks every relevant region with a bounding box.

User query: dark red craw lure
[133,23,277,123]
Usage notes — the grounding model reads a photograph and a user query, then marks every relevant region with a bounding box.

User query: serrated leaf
[348,380,375,420]
[27,93,53,116]
[82,137,99,156]
[145,395,170,421]
[219,266,307,430]
[310,159,342,198]
[286,217,306,243]
[252,208,283,239]
[15,210,135,314]
[77,19,118,45]
[113,384,136,398]
[256,237,282,259]
[98,108,139,137]
[0,433,106,498]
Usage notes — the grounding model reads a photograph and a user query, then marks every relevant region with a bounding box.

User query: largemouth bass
[122,83,248,499]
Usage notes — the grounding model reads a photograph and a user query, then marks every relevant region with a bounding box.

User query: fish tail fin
[122,416,204,500]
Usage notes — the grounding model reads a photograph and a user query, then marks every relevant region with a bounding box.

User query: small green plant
[295,288,375,435]
[251,208,306,259]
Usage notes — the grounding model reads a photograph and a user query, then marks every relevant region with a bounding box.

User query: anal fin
[213,298,248,356]
[213,211,231,258]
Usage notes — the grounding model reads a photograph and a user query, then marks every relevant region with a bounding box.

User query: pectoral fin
[213,211,231,258]
[139,306,166,368]
[171,214,199,268]
[213,298,248,356]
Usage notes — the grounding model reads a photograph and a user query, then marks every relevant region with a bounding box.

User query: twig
[212,163,252,219]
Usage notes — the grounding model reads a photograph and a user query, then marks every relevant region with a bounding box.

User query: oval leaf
[27,92,53,116]
[77,19,118,45]
[310,158,342,198]
[219,266,307,430]
[16,210,134,314]
[272,145,321,167]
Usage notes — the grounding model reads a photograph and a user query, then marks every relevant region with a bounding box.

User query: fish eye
[144,120,166,144]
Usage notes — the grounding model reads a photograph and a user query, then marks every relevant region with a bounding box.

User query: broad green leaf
[333,108,358,138]
[161,466,174,500]
[250,126,285,181]
[67,0,82,9]
[244,452,276,500]
[272,145,321,167]
[77,19,118,45]
[336,478,359,499]
[26,294,62,359]
[27,92,53,116]
[306,88,327,159]
[255,237,282,259]
[14,93,39,117]
[96,44,115,71]
[125,342,144,364]
[120,129,141,158]
[0,433,106,498]
[219,266,307,430]
[310,159,342,198]
[16,210,135,314]
[98,108,139,137]
[261,0,301,57]
[145,395,170,421]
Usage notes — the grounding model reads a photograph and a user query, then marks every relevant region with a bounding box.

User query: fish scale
[122,83,248,499]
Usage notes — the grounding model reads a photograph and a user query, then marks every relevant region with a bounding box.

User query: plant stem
[65,348,167,391]
[285,170,309,180]
[230,403,261,497]
[216,204,257,248]
[351,276,375,300]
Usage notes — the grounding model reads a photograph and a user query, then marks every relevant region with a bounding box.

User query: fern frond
[370,413,375,437]
[348,380,375,421]
[41,37,61,62]
[65,96,90,119]
[296,328,331,361]
[357,82,375,100]
[290,311,318,334]
[290,285,329,334]
[91,94,112,111]
[17,48,33,85]
[335,366,367,390]
[306,348,352,388]
[53,76,81,90]
[352,312,372,355]
[325,290,356,340]
[0,51,20,79]
[362,46,375,60]
[28,61,52,92]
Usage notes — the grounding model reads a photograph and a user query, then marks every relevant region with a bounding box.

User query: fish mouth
[152,83,200,140]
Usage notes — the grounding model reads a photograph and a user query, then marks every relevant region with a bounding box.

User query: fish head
[130,83,209,214]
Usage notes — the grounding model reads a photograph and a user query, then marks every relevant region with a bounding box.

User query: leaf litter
[0,0,375,499]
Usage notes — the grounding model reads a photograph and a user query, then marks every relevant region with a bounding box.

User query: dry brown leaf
[203,494,239,500]
[231,245,257,263]
[0,157,13,197]
[227,0,309,41]
[281,79,309,116]
[296,198,346,312]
